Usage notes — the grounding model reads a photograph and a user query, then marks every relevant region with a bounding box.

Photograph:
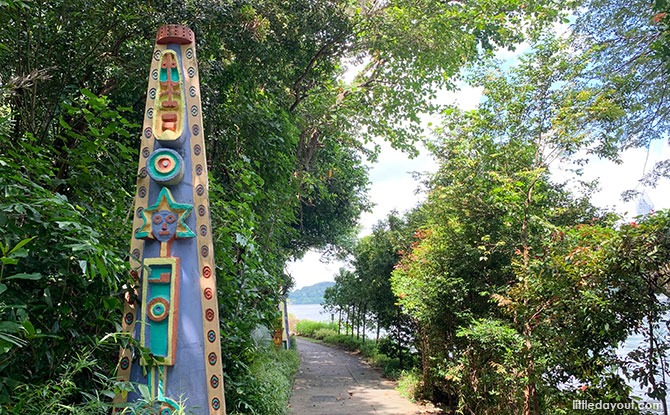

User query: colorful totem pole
[114,25,225,414]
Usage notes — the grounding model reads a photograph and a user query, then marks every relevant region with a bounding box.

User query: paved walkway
[288,337,433,415]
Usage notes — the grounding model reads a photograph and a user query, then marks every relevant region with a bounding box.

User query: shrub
[397,370,422,402]
[295,320,337,337]
[312,328,337,340]
[226,339,299,415]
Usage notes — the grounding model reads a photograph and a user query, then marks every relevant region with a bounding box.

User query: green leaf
[5,273,42,281]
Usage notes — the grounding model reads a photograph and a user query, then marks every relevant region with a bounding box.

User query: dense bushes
[227,338,299,415]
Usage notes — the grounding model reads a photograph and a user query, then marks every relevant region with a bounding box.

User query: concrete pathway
[288,337,434,415]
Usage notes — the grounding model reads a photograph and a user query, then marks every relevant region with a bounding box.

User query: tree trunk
[362,302,367,341]
[338,308,342,335]
[522,323,540,415]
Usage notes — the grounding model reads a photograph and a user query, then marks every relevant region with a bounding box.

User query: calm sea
[287,303,665,410]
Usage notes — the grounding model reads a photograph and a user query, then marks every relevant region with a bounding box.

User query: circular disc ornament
[147,297,170,322]
[147,148,185,186]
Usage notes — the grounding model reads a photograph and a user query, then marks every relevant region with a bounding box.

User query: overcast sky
[286,79,670,291]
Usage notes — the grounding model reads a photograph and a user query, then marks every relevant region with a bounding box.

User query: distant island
[288,281,335,304]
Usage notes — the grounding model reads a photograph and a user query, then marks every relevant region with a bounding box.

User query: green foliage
[226,341,300,415]
[0,0,613,413]
[295,320,338,338]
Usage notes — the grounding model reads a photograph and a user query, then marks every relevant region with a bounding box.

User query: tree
[573,0,670,185]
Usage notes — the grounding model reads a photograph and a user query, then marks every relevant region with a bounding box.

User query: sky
[286,62,670,291]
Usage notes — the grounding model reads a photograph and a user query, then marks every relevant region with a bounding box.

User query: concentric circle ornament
[187,67,195,78]
[185,48,193,59]
[147,108,154,119]
[189,86,197,97]
[200,245,209,257]
[120,356,130,370]
[203,266,212,278]
[139,167,148,178]
[207,329,216,343]
[193,144,202,155]
[198,204,206,217]
[132,248,141,260]
[147,148,185,186]
[192,124,200,136]
[152,69,159,80]
[195,164,203,176]
[124,312,134,325]
[190,105,199,116]
[212,398,221,410]
[142,147,150,158]
[205,308,215,321]
[199,224,207,236]
[149,88,157,99]
[138,186,147,198]
[196,184,205,196]
[147,298,170,322]
[153,50,162,61]
[210,375,220,389]
[204,287,213,300]
[144,127,153,138]
[208,352,217,366]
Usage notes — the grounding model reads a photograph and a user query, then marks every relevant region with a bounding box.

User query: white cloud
[285,250,347,290]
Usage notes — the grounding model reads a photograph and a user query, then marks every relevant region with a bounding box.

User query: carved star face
[136,187,195,241]
[152,210,179,242]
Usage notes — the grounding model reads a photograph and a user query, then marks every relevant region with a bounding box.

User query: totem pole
[114,25,225,414]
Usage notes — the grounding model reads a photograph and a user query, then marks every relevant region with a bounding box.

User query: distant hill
[288,281,335,305]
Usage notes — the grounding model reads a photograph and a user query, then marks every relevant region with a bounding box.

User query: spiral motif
[195,164,203,176]
[205,308,215,321]
[193,144,202,155]
[142,147,150,158]
[139,167,147,178]
[153,50,161,61]
[144,127,152,138]
[203,266,212,278]
[185,48,193,59]
[212,398,220,410]
[204,287,213,300]
[198,205,206,217]
[138,186,147,198]
[207,329,216,343]
[131,249,141,260]
[199,224,207,236]
[196,184,205,196]
[192,124,200,136]
[200,245,209,257]
[210,375,220,389]
[208,352,217,366]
